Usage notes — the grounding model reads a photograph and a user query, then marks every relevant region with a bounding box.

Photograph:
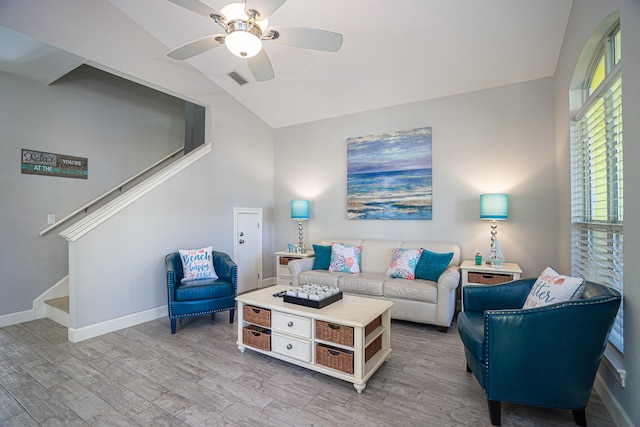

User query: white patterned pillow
[522,267,585,309]
[386,247,423,280]
[328,243,362,274]
[179,246,218,282]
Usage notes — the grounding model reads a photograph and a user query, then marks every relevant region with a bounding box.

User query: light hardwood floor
[0,314,615,426]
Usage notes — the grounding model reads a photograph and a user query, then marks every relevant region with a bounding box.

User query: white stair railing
[40,146,184,236]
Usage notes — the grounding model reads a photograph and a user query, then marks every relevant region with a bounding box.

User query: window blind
[571,70,623,352]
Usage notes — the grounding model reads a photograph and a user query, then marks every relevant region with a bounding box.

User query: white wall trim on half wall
[67,305,168,343]
[0,309,35,328]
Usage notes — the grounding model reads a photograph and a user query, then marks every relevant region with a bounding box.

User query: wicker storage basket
[365,335,382,363]
[468,272,512,285]
[243,305,271,327]
[316,343,354,374]
[364,316,382,337]
[242,325,271,351]
[315,320,354,346]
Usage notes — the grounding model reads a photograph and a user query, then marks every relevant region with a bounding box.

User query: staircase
[44,296,69,327]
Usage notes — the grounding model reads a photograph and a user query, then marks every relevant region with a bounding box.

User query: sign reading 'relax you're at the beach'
[21,149,88,179]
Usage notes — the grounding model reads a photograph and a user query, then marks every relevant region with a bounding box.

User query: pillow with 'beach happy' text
[179,246,218,282]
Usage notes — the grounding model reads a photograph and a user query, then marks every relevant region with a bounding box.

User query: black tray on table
[283,291,343,309]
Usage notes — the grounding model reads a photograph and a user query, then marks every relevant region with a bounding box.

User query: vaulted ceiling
[1,0,573,129]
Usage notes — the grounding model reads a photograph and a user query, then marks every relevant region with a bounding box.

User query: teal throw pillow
[415,249,454,281]
[312,245,332,270]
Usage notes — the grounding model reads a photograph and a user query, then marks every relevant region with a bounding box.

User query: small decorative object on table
[488,237,505,268]
[283,284,342,308]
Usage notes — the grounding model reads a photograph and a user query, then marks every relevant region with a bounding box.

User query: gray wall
[275,77,558,279]
[0,0,276,325]
[0,70,185,317]
[555,0,639,424]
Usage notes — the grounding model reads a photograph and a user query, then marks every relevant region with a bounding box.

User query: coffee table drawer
[272,311,311,338]
[272,334,311,362]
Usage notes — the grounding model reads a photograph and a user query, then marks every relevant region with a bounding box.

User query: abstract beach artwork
[347,127,432,220]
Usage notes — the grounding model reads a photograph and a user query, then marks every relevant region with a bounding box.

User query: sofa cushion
[457,311,485,362]
[329,243,362,274]
[522,267,586,309]
[298,270,346,287]
[175,279,232,302]
[385,247,423,280]
[360,239,402,274]
[178,246,218,282]
[383,278,438,303]
[414,249,454,282]
[312,244,332,270]
[338,273,386,296]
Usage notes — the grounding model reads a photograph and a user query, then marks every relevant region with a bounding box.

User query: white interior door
[233,208,262,294]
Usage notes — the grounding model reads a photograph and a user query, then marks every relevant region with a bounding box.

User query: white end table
[460,260,523,310]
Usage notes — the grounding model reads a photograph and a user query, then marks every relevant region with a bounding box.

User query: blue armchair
[165,250,237,334]
[458,278,621,426]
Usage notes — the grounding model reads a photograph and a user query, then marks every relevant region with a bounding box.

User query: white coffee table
[236,285,393,393]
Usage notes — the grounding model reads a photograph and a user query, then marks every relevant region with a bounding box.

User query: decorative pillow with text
[385,247,423,280]
[522,267,585,309]
[328,243,362,274]
[179,246,218,282]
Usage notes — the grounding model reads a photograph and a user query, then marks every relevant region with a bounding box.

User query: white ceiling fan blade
[247,49,275,82]
[244,0,286,20]
[167,35,225,60]
[166,0,221,18]
[266,27,343,52]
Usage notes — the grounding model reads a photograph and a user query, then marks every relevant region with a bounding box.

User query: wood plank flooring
[0,314,615,426]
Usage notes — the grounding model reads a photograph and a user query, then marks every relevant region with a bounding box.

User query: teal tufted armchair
[457,278,621,426]
[165,250,237,334]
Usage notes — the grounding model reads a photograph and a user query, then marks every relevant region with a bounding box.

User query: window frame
[571,22,623,355]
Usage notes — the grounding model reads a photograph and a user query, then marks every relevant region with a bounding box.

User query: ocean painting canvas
[347,127,432,220]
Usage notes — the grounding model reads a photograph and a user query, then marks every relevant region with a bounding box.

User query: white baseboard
[34,276,69,319]
[0,276,70,328]
[262,277,276,287]
[594,373,635,427]
[68,305,168,343]
[0,309,35,328]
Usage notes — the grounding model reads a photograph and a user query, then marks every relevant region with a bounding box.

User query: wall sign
[21,149,88,179]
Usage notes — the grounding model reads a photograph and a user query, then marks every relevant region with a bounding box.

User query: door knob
[239,239,245,244]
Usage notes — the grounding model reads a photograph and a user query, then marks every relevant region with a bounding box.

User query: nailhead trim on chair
[481,294,621,388]
[166,252,239,321]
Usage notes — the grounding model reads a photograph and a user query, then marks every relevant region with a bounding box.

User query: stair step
[44,296,69,313]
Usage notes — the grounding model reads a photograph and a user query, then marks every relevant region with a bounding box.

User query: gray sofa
[288,239,461,331]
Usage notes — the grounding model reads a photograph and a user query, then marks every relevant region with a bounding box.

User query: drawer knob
[287,321,294,327]
[287,344,293,350]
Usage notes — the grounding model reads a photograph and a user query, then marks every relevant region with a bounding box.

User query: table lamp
[480,193,508,266]
[291,200,310,250]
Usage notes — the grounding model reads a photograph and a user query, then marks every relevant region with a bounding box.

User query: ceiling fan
[166,0,343,82]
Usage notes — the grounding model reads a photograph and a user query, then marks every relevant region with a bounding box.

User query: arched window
[571,22,623,353]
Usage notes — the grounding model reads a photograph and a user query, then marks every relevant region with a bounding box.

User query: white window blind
[571,69,623,352]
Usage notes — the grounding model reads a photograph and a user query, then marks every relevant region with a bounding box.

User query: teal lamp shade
[291,200,310,220]
[480,194,508,220]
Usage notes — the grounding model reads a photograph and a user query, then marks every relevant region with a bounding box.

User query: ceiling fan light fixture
[220,2,268,24]
[225,30,262,58]
[219,2,267,58]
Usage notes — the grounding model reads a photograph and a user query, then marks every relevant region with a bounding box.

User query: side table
[460,260,522,310]
[275,250,314,285]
